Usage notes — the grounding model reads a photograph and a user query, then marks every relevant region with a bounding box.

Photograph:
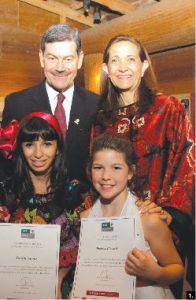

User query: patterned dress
[93,95,195,254]
[0,179,93,298]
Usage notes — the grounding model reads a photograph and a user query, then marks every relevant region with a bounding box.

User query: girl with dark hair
[11,113,66,204]
[0,112,88,299]
[92,35,194,263]
[81,133,184,299]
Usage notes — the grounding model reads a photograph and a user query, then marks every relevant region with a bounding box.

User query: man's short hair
[40,24,81,54]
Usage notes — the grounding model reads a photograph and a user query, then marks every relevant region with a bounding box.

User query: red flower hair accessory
[0,120,19,158]
[0,112,61,158]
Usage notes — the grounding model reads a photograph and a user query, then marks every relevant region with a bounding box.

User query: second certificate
[73,216,136,299]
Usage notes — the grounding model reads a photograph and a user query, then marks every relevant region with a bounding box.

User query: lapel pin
[74,118,80,125]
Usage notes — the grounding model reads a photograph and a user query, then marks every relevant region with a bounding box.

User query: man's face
[39,40,84,92]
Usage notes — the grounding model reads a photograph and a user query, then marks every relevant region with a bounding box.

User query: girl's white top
[89,191,175,299]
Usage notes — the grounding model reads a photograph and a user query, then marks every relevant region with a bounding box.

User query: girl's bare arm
[125,213,184,285]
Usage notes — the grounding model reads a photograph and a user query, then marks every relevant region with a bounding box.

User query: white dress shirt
[46,82,74,128]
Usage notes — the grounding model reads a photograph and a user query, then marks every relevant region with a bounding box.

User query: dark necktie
[54,93,67,139]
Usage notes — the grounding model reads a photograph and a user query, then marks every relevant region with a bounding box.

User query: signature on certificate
[97,270,112,281]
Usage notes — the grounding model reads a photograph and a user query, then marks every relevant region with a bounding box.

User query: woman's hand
[136,199,172,225]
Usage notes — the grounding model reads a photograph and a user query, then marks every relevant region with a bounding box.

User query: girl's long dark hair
[12,117,66,201]
[99,35,159,115]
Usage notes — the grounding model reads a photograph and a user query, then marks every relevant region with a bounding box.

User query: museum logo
[21,228,35,239]
[101,222,113,232]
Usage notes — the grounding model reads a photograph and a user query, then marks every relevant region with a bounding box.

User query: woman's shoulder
[154,94,186,112]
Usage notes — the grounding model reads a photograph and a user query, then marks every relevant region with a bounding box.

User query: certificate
[73,217,136,299]
[0,223,60,299]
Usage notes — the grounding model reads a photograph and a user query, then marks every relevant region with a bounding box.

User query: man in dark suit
[2,24,99,183]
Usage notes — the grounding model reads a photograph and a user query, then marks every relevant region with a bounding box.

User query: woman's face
[103,41,148,93]
[22,137,58,175]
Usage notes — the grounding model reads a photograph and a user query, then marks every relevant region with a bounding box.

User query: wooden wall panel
[0,52,42,91]
[0,25,40,55]
[0,0,18,26]
[19,2,60,34]
[0,25,42,95]
[158,78,194,95]
[84,53,103,94]
[66,18,90,32]
[151,46,195,93]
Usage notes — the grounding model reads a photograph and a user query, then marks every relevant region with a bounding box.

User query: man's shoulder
[6,82,45,100]
[74,85,99,101]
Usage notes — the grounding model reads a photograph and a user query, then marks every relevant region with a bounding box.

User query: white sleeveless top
[89,192,174,299]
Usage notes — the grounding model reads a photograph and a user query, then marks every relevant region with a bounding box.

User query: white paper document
[0,223,60,299]
[73,217,136,299]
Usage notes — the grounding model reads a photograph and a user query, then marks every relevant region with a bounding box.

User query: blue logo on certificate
[101,222,113,232]
[21,228,35,239]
